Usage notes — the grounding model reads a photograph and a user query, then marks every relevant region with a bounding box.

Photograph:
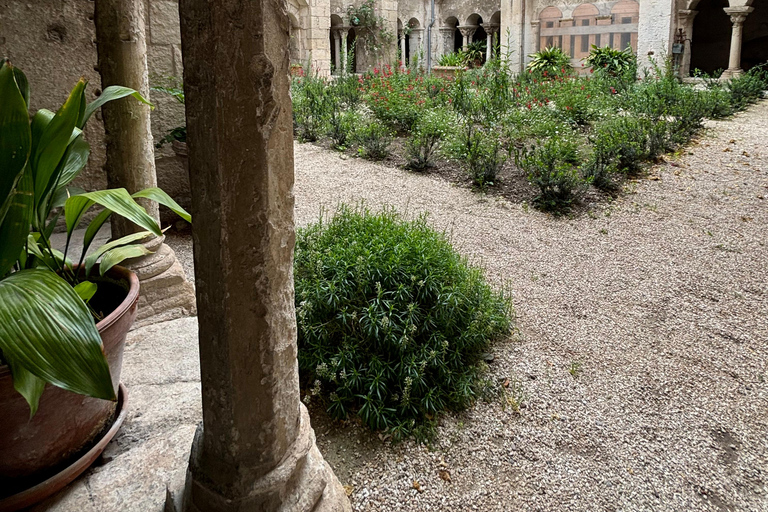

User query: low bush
[405,109,452,170]
[328,109,358,150]
[727,66,768,111]
[295,206,513,439]
[438,51,466,67]
[590,116,648,175]
[515,138,585,211]
[355,120,392,160]
[583,45,637,84]
[526,46,572,78]
[292,73,330,142]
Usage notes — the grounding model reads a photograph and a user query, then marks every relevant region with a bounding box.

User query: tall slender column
[483,24,499,62]
[400,32,407,65]
[94,0,195,327]
[332,30,342,74]
[677,10,698,78]
[341,27,349,74]
[722,7,753,78]
[176,0,351,510]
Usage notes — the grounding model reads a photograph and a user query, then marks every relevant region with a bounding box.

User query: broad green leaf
[51,185,86,209]
[99,244,151,276]
[77,189,162,236]
[80,86,153,129]
[0,60,31,216]
[6,356,46,417]
[29,109,54,158]
[73,280,97,303]
[11,64,30,108]
[64,194,95,235]
[32,80,85,208]
[26,233,73,270]
[0,269,115,401]
[132,187,191,223]
[42,209,62,241]
[84,230,152,276]
[55,135,90,189]
[0,169,33,277]
[81,209,112,264]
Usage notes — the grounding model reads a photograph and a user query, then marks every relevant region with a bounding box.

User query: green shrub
[295,206,513,439]
[405,109,452,170]
[327,109,358,150]
[291,74,330,142]
[438,52,466,67]
[590,116,648,175]
[583,44,637,82]
[726,67,767,111]
[526,46,572,77]
[515,138,585,211]
[355,120,392,160]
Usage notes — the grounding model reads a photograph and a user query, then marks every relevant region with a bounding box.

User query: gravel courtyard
[166,101,768,511]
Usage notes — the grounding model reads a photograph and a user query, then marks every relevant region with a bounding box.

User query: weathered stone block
[150,0,182,45]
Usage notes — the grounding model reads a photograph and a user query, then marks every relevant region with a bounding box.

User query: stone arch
[347,27,358,72]
[406,18,422,66]
[287,0,309,67]
[330,14,344,74]
[741,0,768,71]
[443,15,463,54]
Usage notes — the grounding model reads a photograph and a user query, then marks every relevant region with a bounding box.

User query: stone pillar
[722,6,753,78]
[94,0,196,328]
[341,27,349,74]
[400,32,407,64]
[176,0,351,510]
[483,24,499,62]
[637,0,675,72]
[332,29,342,73]
[502,0,527,72]
[677,9,698,78]
[458,25,477,50]
[409,28,424,65]
[439,27,454,56]
[530,20,540,53]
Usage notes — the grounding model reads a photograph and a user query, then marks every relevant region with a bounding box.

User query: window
[546,21,554,28]
[546,36,554,47]
[570,35,575,57]
[581,35,589,53]
[581,19,590,26]
[622,17,632,24]
[595,34,600,47]
[620,32,631,50]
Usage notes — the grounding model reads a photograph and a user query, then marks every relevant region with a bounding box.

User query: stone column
[722,7,753,78]
[332,29,342,73]
[458,25,477,50]
[530,20,540,53]
[438,27,453,56]
[94,0,196,328]
[409,28,424,64]
[677,9,698,78]
[176,0,351,511]
[483,24,499,62]
[400,32,407,64]
[341,27,349,74]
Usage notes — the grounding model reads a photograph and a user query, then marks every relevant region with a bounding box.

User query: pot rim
[0,265,139,377]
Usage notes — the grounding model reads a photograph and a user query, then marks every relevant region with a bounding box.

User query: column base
[168,405,351,512]
[126,238,197,328]
[721,68,744,79]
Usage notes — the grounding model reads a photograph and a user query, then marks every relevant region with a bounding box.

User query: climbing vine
[347,0,395,60]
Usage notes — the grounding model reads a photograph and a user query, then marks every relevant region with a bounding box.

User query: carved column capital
[723,6,753,26]
[457,25,477,39]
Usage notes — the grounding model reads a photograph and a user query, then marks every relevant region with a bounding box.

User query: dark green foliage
[438,52,466,67]
[584,45,637,82]
[355,120,392,160]
[327,109,358,150]
[291,73,331,142]
[515,138,585,211]
[591,116,648,175]
[526,47,572,77]
[405,109,451,170]
[294,206,513,439]
[726,65,768,111]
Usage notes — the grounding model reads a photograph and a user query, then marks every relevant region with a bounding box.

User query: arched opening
[610,0,639,52]
[538,6,563,50]
[572,3,599,60]
[690,0,731,74]
[330,14,343,75]
[288,13,301,66]
[741,1,768,71]
[489,10,501,58]
[444,16,462,54]
[407,18,421,66]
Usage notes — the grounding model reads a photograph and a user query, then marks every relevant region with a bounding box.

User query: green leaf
[80,86,153,129]
[132,187,191,223]
[6,356,46,417]
[0,169,33,277]
[26,233,72,270]
[32,80,85,208]
[64,194,95,235]
[0,269,115,401]
[73,280,97,303]
[11,64,30,108]
[77,189,162,236]
[55,135,90,189]
[99,244,151,276]
[51,185,86,210]
[84,230,152,276]
[0,60,31,217]
[81,209,112,264]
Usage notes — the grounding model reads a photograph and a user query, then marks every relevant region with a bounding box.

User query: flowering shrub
[405,108,453,170]
[354,119,392,160]
[515,138,586,211]
[295,206,513,439]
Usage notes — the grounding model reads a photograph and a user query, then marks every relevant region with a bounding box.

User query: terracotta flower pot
[0,266,139,498]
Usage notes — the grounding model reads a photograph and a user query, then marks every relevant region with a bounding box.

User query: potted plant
[433,51,468,79]
[0,60,190,506]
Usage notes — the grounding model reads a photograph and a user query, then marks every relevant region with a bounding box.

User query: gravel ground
[166,100,768,511]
